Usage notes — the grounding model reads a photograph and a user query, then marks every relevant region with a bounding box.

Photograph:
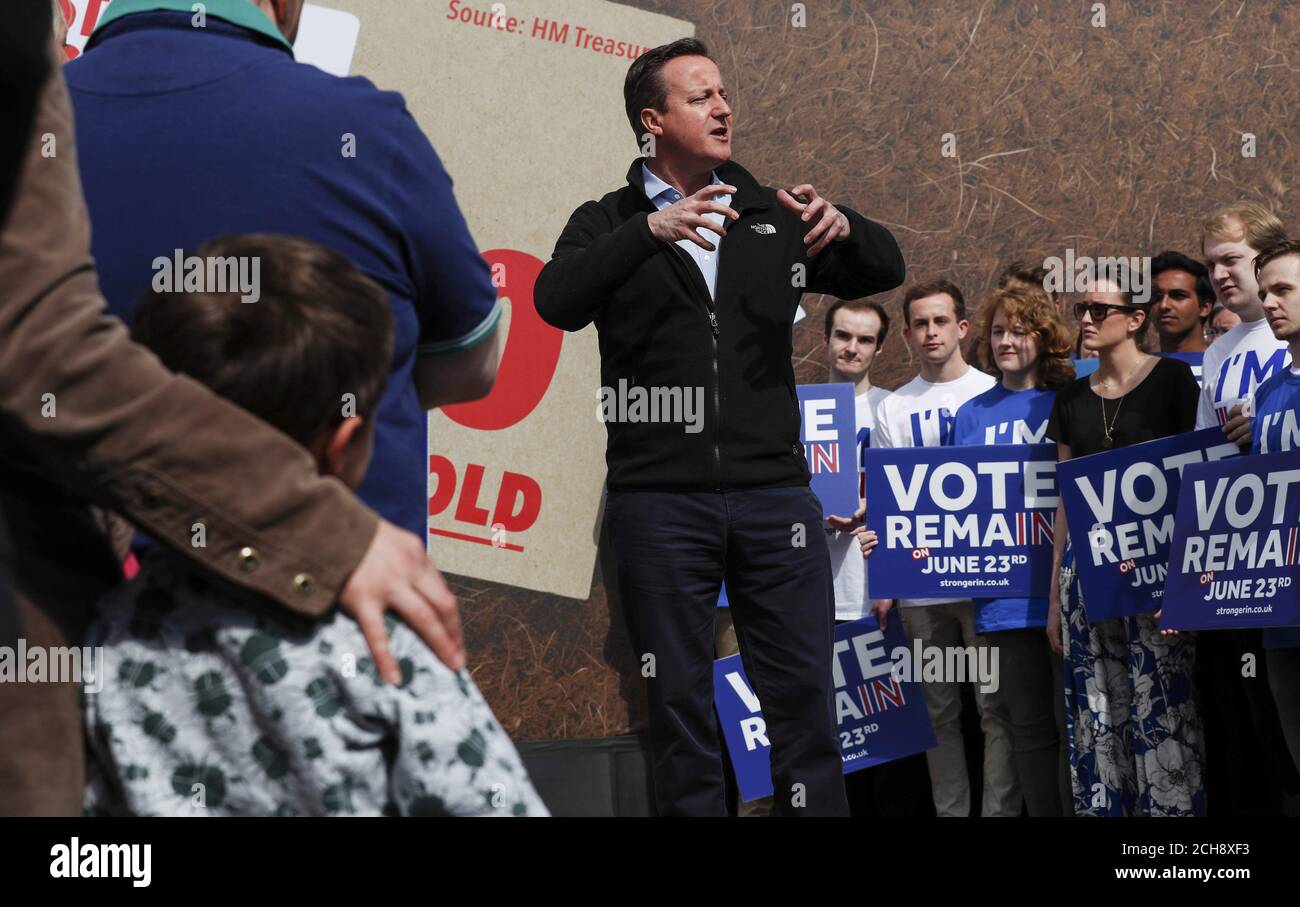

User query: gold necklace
[1100,395,1124,448]
[1097,359,1144,448]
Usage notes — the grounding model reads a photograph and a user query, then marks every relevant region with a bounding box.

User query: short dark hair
[624,38,712,145]
[824,298,890,347]
[1152,250,1215,315]
[902,279,966,325]
[1253,238,1300,276]
[132,234,393,449]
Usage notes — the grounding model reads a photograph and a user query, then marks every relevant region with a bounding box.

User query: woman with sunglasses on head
[953,284,1075,816]
[1045,270,1205,816]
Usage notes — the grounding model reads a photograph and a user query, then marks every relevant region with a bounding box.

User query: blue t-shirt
[952,383,1056,634]
[66,11,500,538]
[1249,366,1300,649]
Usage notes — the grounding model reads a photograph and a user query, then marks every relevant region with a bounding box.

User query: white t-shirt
[1196,318,1291,429]
[828,386,891,621]
[870,364,997,607]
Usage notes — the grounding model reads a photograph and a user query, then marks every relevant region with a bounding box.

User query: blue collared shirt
[641,163,729,300]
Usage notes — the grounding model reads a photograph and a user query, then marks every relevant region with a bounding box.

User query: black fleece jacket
[536,158,905,492]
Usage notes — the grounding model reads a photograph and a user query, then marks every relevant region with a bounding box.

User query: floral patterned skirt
[1058,565,1206,816]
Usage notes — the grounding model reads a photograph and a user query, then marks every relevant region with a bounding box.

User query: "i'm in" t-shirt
[952,383,1057,633]
[1248,363,1300,651]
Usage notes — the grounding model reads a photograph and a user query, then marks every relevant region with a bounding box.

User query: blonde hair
[1201,201,1287,253]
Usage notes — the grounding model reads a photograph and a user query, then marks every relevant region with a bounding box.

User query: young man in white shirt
[870,279,1021,817]
[823,299,892,624]
[1197,202,1290,438]
[1193,203,1300,816]
[821,297,935,816]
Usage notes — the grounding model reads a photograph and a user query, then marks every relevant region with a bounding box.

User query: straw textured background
[461,0,1297,740]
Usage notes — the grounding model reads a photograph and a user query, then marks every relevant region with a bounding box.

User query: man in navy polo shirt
[66,0,501,542]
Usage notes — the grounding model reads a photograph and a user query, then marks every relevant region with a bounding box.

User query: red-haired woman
[953,285,1074,815]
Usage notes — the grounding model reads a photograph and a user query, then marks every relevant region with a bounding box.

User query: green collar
[92,0,292,51]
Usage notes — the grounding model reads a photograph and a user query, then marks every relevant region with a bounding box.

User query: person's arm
[376,107,502,413]
[1047,479,1070,656]
[414,325,500,411]
[535,183,745,331]
[1045,393,1073,655]
[534,200,663,332]
[796,201,906,300]
[0,61,462,678]
[1047,436,1074,655]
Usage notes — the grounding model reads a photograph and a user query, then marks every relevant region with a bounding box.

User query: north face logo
[750,223,776,235]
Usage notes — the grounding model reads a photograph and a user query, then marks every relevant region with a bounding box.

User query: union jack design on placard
[857,675,907,716]
[1014,511,1055,545]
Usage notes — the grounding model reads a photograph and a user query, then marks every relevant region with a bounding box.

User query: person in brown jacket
[0,5,471,816]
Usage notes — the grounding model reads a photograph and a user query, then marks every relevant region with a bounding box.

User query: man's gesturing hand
[777,184,850,256]
[646,183,739,251]
[339,520,465,683]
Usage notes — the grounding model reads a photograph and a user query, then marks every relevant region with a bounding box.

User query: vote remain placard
[863,445,1059,599]
[1057,428,1239,621]
[1161,450,1300,631]
[798,383,859,521]
[713,616,936,803]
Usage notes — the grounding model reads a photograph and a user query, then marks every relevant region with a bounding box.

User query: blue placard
[713,616,937,802]
[1161,450,1300,631]
[863,445,1059,598]
[797,383,859,520]
[1057,428,1239,620]
[1072,358,1100,377]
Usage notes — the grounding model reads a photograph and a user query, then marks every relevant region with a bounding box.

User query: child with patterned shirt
[83,235,546,817]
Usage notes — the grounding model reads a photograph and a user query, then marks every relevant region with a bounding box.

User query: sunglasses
[1073,302,1140,322]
